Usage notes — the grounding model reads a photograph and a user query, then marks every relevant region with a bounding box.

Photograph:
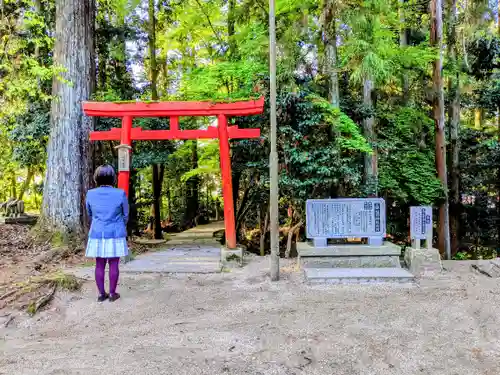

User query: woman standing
[85,165,129,302]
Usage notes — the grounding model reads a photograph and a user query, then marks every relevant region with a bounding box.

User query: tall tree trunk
[152,164,164,239]
[447,0,460,255]
[228,0,237,59]
[285,221,303,258]
[185,141,200,226]
[18,167,34,201]
[399,0,409,103]
[41,0,95,235]
[322,0,340,108]
[431,0,451,259]
[497,2,500,254]
[232,171,241,215]
[363,77,377,196]
[128,169,139,236]
[148,0,158,101]
[148,0,162,239]
[10,172,16,199]
[96,15,107,91]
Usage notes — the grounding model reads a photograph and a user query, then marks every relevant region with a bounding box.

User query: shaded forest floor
[0,224,150,315]
[1,256,500,375]
[0,224,86,314]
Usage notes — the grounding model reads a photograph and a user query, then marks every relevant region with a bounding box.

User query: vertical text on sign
[410,206,432,240]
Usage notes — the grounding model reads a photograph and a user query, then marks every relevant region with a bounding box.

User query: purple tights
[95,257,120,296]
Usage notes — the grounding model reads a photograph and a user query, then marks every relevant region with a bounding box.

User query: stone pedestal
[404,247,442,276]
[221,246,244,266]
[297,241,402,268]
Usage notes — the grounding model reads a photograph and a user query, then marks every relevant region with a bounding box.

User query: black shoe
[109,293,120,302]
[97,293,109,302]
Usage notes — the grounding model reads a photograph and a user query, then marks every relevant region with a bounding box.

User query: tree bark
[152,164,164,239]
[431,0,451,259]
[128,169,139,236]
[185,141,200,227]
[497,0,500,255]
[41,0,95,235]
[232,171,241,217]
[228,0,237,59]
[399,0,409,103]
[285,221,303,258]
[447,0,460,255]
[363,77,377,196]
[148,0,163,239]
[322,0,340,108]
[148,0,158,101]
[10,170,16,199]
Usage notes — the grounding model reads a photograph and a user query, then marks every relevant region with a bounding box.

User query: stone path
[121,221,225,274]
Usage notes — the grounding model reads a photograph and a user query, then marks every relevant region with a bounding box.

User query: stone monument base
[298,241,415,284]
[221,246,244,266]
[297,241,402,269]
[404,247,442,276]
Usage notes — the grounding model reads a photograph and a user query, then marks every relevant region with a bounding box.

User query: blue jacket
[86,187,129,239]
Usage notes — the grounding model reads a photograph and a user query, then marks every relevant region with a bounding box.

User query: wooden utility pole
[430,0,451,259]
[269,0,279,281]
[447,0,460,255]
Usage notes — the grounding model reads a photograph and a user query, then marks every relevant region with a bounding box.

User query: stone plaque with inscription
[410,206,432,240]
[306,198,386,246]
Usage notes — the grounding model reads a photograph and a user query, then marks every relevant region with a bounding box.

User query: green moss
[51,231,65,247]
[226,253,241,262]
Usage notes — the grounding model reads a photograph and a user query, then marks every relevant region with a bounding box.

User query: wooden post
[217,114,237,249]
[269,0,280,281]
[117,116,132,196]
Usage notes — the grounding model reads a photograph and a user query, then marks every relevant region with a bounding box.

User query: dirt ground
[0,256,499,375]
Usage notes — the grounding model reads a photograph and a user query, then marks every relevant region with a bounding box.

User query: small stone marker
[306,198,386,247]
[410,206,432,249]
[405,206,442,276]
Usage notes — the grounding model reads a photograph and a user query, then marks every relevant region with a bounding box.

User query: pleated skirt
[85,237,129,258]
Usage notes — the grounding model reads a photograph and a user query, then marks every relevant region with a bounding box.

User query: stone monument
[404,206,442,276]
[298,198,402,269]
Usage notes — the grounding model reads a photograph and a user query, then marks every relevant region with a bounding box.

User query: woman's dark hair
[94,165,116,187]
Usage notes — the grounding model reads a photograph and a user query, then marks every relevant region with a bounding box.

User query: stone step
[121,262,222,274]
[304,267,415,284]
[297,241,402,257]
[301,255,401,269]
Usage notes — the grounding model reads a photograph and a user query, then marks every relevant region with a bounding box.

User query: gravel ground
[1,257,500,375]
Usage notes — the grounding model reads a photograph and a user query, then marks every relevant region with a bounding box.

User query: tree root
[27,285,57,316]
[1,272,83,316]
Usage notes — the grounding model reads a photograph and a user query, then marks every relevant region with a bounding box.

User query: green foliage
[378,107,443,205]
[181,141,220,182]
[9,103,49,168]
[276,91,369,217]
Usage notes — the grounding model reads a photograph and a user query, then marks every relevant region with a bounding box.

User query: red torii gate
[82,97,265,249]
